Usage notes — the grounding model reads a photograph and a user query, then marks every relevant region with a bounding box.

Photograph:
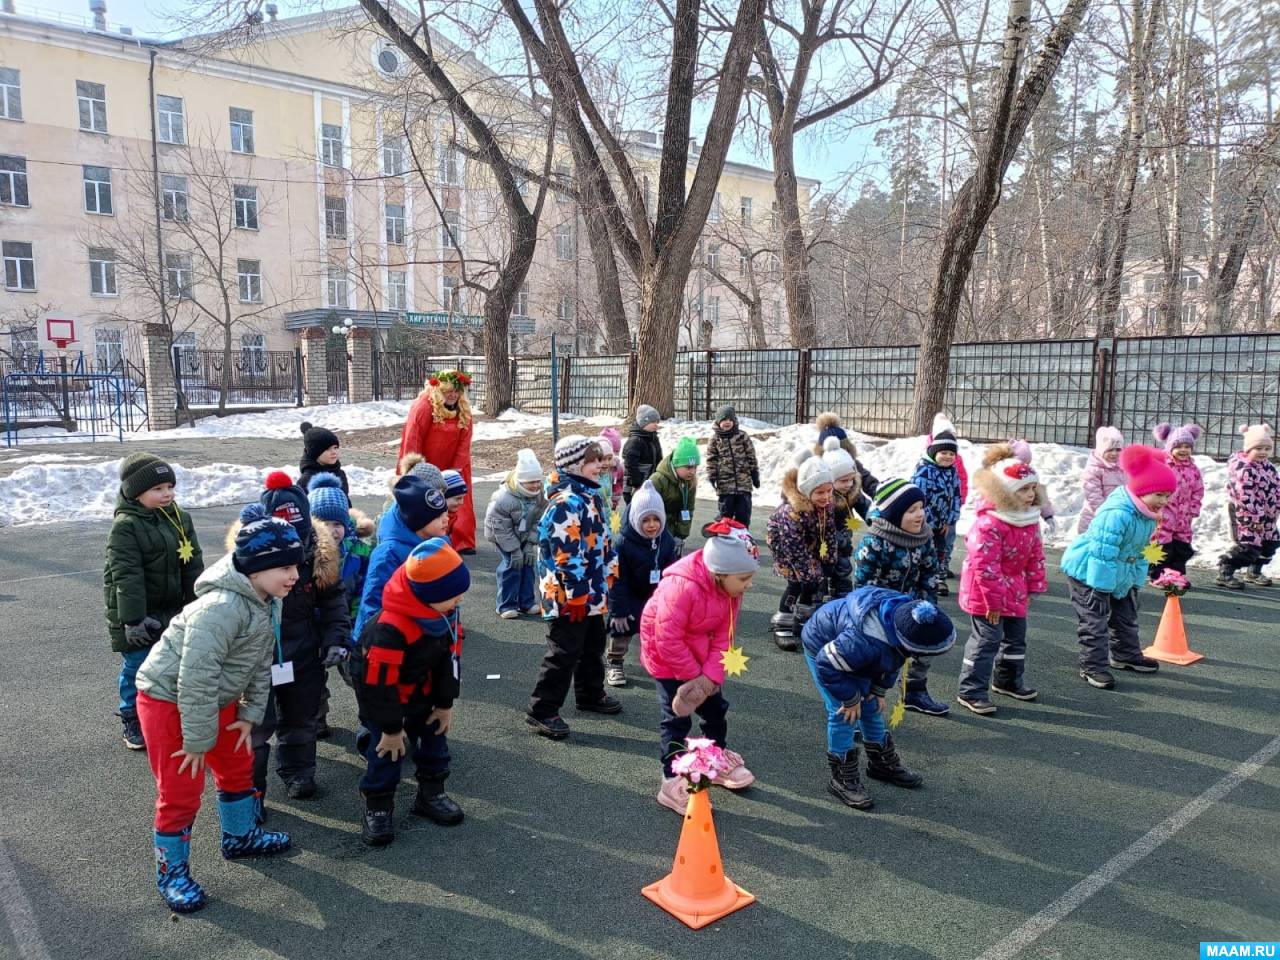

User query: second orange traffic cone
[1143,594,1204,665]
[641,787,755,929]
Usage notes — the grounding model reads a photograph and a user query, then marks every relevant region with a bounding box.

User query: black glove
[751,469,760,489]
[124,617,162,648]
[321,645,350,668]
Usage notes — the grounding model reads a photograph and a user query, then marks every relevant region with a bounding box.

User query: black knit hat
[233,504,305,575]
[120,452,176,500]
[300,422,340,462]
[872,477,925,527]
[393,475,448,532]
[927,429,958,459]
[714,404,737,425]
[260,470,312,542]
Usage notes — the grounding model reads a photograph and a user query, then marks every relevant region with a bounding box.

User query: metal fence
[174,348,300,408]
[565,354,631,417]
[326,342,349,402]
[2,370,129,444]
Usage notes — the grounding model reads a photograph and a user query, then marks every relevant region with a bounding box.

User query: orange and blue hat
[404,536,471,604]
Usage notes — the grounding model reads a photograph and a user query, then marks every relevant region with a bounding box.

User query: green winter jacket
[103,494,203,653]
[135,555,279,754]
[650,454,697,540]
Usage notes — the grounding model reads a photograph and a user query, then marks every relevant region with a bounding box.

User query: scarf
[869,516,932,548]
[990,506,1042,527]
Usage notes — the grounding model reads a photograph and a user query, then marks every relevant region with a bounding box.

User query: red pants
[137,692,254,832]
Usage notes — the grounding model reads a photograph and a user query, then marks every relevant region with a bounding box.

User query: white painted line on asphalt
[975,733,1280,960]
[0,570,98,586]
[0,840,52,960]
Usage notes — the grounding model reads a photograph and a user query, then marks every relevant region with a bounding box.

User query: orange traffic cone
[641,787,755,929]
[1143,594,1204,665]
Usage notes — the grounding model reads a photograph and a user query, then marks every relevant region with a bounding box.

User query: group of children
[103,384,1280,911]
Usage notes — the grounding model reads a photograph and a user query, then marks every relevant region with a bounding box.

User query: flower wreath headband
[430,370,472,391]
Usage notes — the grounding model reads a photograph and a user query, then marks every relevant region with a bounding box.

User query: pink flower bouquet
[669,737,729,793]
[1151,569,1189,597]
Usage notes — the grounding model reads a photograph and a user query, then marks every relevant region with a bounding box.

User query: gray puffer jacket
[136,554,280,754]
[484,472,546,554]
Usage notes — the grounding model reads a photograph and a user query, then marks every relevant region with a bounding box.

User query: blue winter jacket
[801,587,914,707]
[1060,485,1156,597]
[354,507,423,637]
[912,457,962,529]
[609,520,678,624]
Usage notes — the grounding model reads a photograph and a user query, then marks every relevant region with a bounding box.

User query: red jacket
[399,393,475,550]
[639,550,741,685]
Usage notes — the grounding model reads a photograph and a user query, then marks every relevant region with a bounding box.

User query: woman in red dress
[398,370,477,552]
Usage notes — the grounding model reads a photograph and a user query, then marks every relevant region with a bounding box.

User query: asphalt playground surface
[0,472,1276,960]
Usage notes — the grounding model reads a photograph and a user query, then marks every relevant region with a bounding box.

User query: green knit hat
[119,452,176,500]
[671,436,701,468]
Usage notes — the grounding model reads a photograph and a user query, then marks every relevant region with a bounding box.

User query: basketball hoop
[44,317,78,352]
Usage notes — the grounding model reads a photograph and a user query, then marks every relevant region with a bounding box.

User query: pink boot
[656,776,690,814]
[715,750,756,790]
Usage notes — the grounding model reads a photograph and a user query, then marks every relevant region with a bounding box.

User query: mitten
[506,549,524,571]
[672,675,719,717]
[751,469,760,489]
[564,596,587,623]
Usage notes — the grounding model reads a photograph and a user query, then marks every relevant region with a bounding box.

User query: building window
[441,207,462,249]
[1182,272,1200,292]
[557,295,575,323]
[76,80,106,133]
[554,162,571,202]
[157,95,185,145]
[739,196,752,225]
[0,68,20,121]
[738,250,749,275]
[709,192,721,223]
[1143,304,1160,331]
[1143,274,1161,295]
[442,275,463,312]
[172,331,197,373]
[1182,302,1197,326]
[0,156,28,207]
[768,253,781,280]
[233,185,258,230]
[383,136,404,175]
[240,332,267,372]
[385,203,405,245]
[326,266,349,308]
[706,243,720,272]
[512,282,529,319]
[554,221,574,261]
[1247,301,1261,324]
[1119,279,1131,296]
[94,327,123,370]
[161,174,189,222]
[771,202,781,229]
[2,241,35,291]
[321,123,343,167]
[229,107,255,154]
[387,270,407,310]
[10,327,36,362]
[237,258,262,303]
[89,247,117,296]
[438,143,461,185]
[708,296,720,324]
[513,159,529,198]
[165,252,193,300]
[324,195,346,239]
[82,165,113,215]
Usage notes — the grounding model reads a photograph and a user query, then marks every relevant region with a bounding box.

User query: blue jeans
[804,652,886,756]
[944,525,957,567]
[359,713,451,796]
[654,677,729,777]
[495,551,536,613]
[118,648,149,714]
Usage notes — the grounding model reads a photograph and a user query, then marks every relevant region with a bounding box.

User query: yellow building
[0,3,819,369]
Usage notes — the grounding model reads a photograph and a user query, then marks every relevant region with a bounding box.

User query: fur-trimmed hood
[813,411,858,459]
[973,443,1048,515]
[781,468,815,514]
[350,507,375,539]
[224,518,342,589]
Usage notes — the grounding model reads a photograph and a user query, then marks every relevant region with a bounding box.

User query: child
[1149,423,1204,579]
[134,504,301,912]
[442,469,468,539]
[484,448,547,619]
[307,473,373,738]
[640,520,759,812]
[929,413,967,576]
[351,537,470,846]
[911,424,961,595]
[706,404,760,525]
[1078,426,1125,533]
[105,453,204,751]
[299,422,348,494]
[607,480,678,687]
[595,434,620,531]
[601,426,625,506]
[526,436,619,739]
[853,478,947,716]
[623,404,663,503]
[822,436,861,599]
[246,472,351,810]
[1061,445,1176,688]
[766,450,838,651]
[398,452,448,494]
[801,586,955,810]
[1218,423,1280,589]
[814,412,879,517]
[1009,439,1057,532]
[955,445,1048,715]
[651,436,699,553]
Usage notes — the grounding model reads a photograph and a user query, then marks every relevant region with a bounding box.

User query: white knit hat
[628,480,666,537]
[821,436,856,479]
[989,457,1040,495]
[794,448,834,497]
[554,434,597,473]
[1241,423,1274,452]
[702,519,759,574]
[515,448,543,483]
[1094,426,1124,455]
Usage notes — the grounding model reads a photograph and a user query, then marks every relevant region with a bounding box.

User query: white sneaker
[498,609,519,620]
[657,776,691,814]
[524,605,542,616]
[605,664,627,687]
[715,750,756,789]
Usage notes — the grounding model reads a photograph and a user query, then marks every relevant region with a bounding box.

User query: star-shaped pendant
[1142,542,1166,564]
[177,540,195,563]
[820,541,829,559]
[610,512,621,536]
[720,644,750,677]
[846,514,863,533]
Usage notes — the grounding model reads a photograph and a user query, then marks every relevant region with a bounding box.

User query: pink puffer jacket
[1078,452,1125,532]
[958,467,1048,618]
[639,550,740,685]
[1155,455,1204,545]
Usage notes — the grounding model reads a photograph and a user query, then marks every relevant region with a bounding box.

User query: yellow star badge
[720,644,750,677]
[177,540,195,563]
[846,514,864,533]
[610,511,621,536]
[1142,542,1166,564]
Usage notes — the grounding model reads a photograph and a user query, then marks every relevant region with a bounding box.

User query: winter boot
[770,611,797,651]
[1242,566,1273,587]
[253,789,266,826]
[119,709,146,751]
[153,827,206,913]
[1216,564,1244,589]
[792,602,818,629]
[904,688,951,716]
[361,793,395,846]
[864,733,923,788]
[827,749,873,810]
[991,665,1038,701]
[217,790,292,860]
[412,776,465,825]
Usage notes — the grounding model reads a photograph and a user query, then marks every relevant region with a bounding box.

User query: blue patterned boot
[154,828,206,913]
[218,790,292,860]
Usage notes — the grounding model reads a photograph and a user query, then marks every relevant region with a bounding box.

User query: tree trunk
[773,149,817,347]
[634,261,689,415]
[748,299,766,348]
[219,307,232,416]
[572,140,631,354]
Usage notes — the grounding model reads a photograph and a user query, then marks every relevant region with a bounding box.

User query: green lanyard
[271,604,283,665]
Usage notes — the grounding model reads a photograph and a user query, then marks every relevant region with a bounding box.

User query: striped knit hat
[555,434,599,473]
[871,477,925,527]
[442,469,468,498]
[404,537,471,604]
[233,503,305,575]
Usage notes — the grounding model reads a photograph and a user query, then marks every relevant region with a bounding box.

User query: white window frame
[240,332,267,373]
[554,162,571,202]
[2,241,35,291]
[554,221,574,261]
[172,331,198,374]
[324,195,346,239]
[326,266,349,308]
[441,275,463,312]
[557,294,575,323]
[739,196,752,225]
[89,247,117,296]
[320,123,343,167]
[0,68,21,121]
[1181,302,1197,325]
[706,243,720,272]
[441,207,462,250]
[229,107,255,155]
[739,251,749,275]
[768,253,781,279]
[1182,272,1200,292]
[1143,274,1161,295]
[709,192,721,223]
[511,282,529,319]
[438,144,462,186]
[385,203,405,245]
[708,296,720,325]
[387,270,407,311]
[237,258,262,303]
[770,201,779,229]
[1143,304,1161,330]
[83,165,113,215]
[382,136,404,175]
[233,185,258,230]
[0,156,28,207]
[157,95,185,145]
[161,175,189,222]
[165,252,193,301]
[76,80,106,133]
[94,327,123,369]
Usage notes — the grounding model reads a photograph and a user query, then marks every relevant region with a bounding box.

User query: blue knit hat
[891,600,956,656]
[871,477,926,528]
[393,475,448,533]
[404,537,471,604]
[233,503,304,575]
[260,470,311,543]
[817,423,847,448]
[442,469,468,498]
[307,474,351,529]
